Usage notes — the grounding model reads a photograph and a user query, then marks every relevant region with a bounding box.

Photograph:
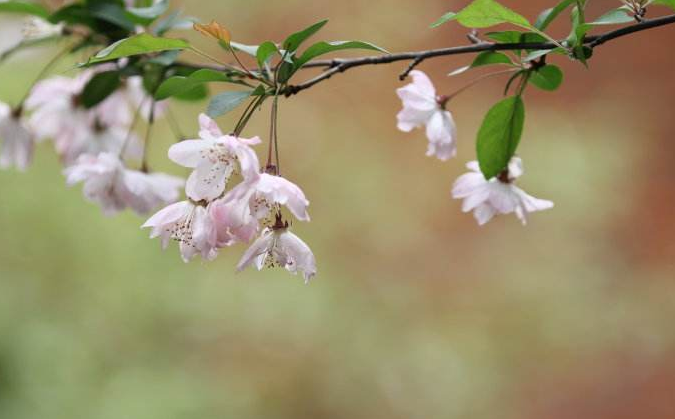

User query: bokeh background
[1,1,675,418]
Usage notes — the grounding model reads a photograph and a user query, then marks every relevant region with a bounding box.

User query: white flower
[65,152,183,215]
[237,226,316,283]
[168,114,261,201]
[22,17,64,41]
[451,157,554,225]
[396,70,457,161]
[142,200,219,263]
[0,102,34,171]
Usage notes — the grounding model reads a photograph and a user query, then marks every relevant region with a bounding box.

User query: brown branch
[283,13,675,97]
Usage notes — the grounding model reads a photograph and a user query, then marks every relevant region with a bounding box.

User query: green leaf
[456,0,532,29]
[485,30,523,43]
[528,65,563,91]
[653,0,675,10]
[173,84,208,101]
[476,96,525,179]
[0,1,50,18]
[430,11,457,28]
[534,0,576,30]
[155,68,238,100]
[206,90,252,118]
[256,41,279,68]
[81,71,121,108]
[294,40,387,69]
[588,8,634,25]
[283,19,328,53]
[449,51,513,76]
[85,33,190,65]
[523,47,565,62]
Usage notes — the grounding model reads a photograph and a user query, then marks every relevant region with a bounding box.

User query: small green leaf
[476,96,525,179]
[88,2,136,31]
[155,69,239,100]
[0,0,50,18]
[206,90,252,118]
[256,41,279,68]
[456,0,532,29]
[523,47,565,62]
[85,33,190,65]
[449,51,513,76]
[430,11,457,28]
[283,19,328,53]
[81,71,121,108]
[173,84,208,101]
[294,40,387,69]
[534,0,576,31]
[528,65,563,91]
[485,30,523,43]
[154,11,195,36]
[589,8,634,25]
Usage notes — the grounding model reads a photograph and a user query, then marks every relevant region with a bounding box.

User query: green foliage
[256,41,279,69]
[0,0,50,18]
[85,33,190,65]
[449,51,514,76]
[528,65,563,91]
[455,0,531,29]
[207,90,253,118]
[294,40,387,69]
[282,20,328,53]
[534,0,577,31]
[81,71,121,108]
[476,96,525,179]
[430,11,457,28]
[653,0,675,10]
[155,69,241,101]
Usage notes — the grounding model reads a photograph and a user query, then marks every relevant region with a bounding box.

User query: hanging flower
[396,70,457,161]
[168,114,261,201]
[237,222,316,283]
[0,102,34,171]
[65,152,183,215]
[451,157,554,225]
[142,200,219,262]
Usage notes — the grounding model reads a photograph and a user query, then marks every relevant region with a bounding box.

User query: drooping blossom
[396,70,458,161]
[0,102,34,171]
[168,114,261,201]
[210,173,311,246]
[451,157,554,225]
[142,200,219,263]
[65,152,183,215]
[237,224,316,283]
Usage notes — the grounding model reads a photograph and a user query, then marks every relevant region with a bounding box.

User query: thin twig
[282,13,675,96]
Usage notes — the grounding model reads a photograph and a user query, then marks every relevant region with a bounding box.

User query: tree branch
[283,13,675,97]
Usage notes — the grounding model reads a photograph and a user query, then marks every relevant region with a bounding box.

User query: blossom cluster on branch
[0,0,674,281]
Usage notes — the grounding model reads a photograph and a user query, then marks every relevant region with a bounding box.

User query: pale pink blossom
[452,157,554,225]
[237,227,316,283]
[65,152,183,215]
[142,200,219,262]
[219,173,310,222]
[396,70,457,161]
[0,102,34,171]
[168,114,261,201]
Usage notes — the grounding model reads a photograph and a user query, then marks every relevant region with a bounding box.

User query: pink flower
[142,200,219,262]
[451,157,554,225]
[221,173,310,222]
[237,227,316,283]
[65,152,183,215]
[168,114,261,201]
[396,70,457,161]
[0,102,34,171]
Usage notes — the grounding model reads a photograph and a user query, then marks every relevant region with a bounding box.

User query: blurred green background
[2,1,675,418]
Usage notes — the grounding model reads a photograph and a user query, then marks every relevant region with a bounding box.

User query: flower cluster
[142,115,316,282]
[396,70,553,225]
[0,67,182,216]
